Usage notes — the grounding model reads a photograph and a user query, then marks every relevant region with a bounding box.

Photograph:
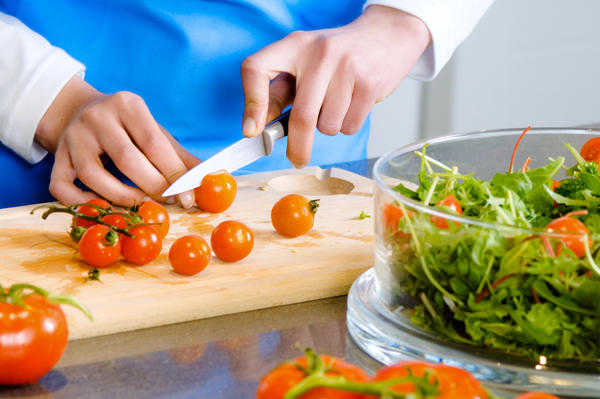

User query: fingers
[341,79,378,135]
[49,142,101,206]
[265,73,295,124]
[317,74,353,136]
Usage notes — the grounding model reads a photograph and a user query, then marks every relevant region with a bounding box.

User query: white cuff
[364,0,494,81]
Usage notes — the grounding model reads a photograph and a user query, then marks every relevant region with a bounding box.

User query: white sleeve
[0,13,85,163]
[364,0,494,81]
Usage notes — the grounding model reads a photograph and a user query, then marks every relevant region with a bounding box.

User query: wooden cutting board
[0,167,374,340]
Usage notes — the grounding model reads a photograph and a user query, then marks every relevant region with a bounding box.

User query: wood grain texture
[0,167,374,340]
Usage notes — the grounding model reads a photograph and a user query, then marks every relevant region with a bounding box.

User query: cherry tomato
[101,213,128,230]
[514,393,560,399]
[121,225,162,265]
[271,194,319,238]
[194,170,237,213]
[552,180,561,191]
[383,203,413,237]
[78,225,121,268]
[211,221,254,262]
[546,217,592,258]
[363,361,488,399]
[169,235,211,276]
[431,194,463,229]
[580,137,600,164]
[0,293,68,385]
[137,201,170,239]
[257,355,369,399]
[73,199,112,229]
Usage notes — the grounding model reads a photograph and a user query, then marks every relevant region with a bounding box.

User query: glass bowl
[347,128,600,397]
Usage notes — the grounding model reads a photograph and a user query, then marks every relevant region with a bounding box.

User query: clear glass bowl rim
[373,127,600,238]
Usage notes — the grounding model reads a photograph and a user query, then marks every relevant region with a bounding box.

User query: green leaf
[579,172,600,195]
[393,184,420,201]
[532,280,596,316]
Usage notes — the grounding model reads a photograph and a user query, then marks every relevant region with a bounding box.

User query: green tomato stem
[6,283,93,321]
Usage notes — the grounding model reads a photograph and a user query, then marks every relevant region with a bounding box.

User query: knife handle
[262,109,290,156]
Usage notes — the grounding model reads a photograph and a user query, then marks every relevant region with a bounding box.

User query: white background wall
[368,0,600,157]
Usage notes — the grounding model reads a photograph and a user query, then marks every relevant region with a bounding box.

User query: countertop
[0,159,380,399]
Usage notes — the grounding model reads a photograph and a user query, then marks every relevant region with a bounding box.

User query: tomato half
[580,137,600,164]
[121,225,163,265]
[257,355,369,399]
[514,393,560,399]
[78,225,121,268]
[383,203,413,237]
[137,201,170,239]
[431,194,463,229]
[169,235,211,276]
[271,194,319,238]
[363,361,488,399]
[194,170,237,213]
[546,217,592,258]
[211,221,254,262]
[0,294,68,385]
[73,199,112,229]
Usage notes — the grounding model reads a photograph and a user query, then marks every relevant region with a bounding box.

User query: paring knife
[163,109,290,197]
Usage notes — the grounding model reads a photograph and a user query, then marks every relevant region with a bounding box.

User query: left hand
[241,5,432,168]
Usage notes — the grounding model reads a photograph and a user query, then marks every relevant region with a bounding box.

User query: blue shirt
[0,0,369,207]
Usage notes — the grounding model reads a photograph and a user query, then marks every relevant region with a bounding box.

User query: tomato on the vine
[257,354,369,399]
[546,217,592,258]
[580,137,600,164]
[364,361,488,399]
[78,225,121,268]
[137,201,170,239]
[194,170,237,213]
[431,194,462,229]
[0,284,91,385]
[73,199,112,229]
[121,225,162,265]
[211,221,254,262]
[271,194,319,238]
[169,235,211,276]
[101,213,128,230]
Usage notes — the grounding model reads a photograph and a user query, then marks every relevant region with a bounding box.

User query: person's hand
[34,76,200,207]
[241,5,432,168]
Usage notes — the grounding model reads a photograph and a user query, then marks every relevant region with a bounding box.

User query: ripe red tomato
[0,294,69,385]
[101,213,129,230]
[194,170,237,213]
[383,203,413,237]
[121,225,162,265]
[257,355,369,399]
[169,235,211,276]
[78,225,121,268]
[363,361,488,399]
[580,137,600,164]
[546,217,592,258]
[211,221,254,262]
[431,194,463,229]
[552,180,561,191]
[271,194,319,238]
[137,201,170,239]
[514,393,560,399]
[73,199,112,229]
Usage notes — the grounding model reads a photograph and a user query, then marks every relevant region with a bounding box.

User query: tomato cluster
[257,348,560,399]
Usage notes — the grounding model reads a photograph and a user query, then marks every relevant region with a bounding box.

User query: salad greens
[389,137,600,361]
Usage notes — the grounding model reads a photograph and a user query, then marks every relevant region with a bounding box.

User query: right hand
[35,76,200,208]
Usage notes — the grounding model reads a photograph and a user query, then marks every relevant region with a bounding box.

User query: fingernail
[242,118,256,137]
[178,191,194,209]
[291,162,306,170]
[165,196,177,205]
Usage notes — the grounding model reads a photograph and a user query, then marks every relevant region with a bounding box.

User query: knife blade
[163,109,290,197]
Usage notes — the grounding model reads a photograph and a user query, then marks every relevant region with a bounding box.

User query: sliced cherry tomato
[383,203,413,237]
[78,225,121,268]
[257,354,369,399]
[271,194,319,238]
[363,361,488,399]
[194,170,237,213]
[552,180,561,191]
[431,194,463,229]
[580,137,600,164]
[121,225,162,265]
[514,393,560,399]
[169,235,211,276]
[137,201,170,239]
[546,217,592,258]
[211,221,254,262]
[73,199,112,229]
